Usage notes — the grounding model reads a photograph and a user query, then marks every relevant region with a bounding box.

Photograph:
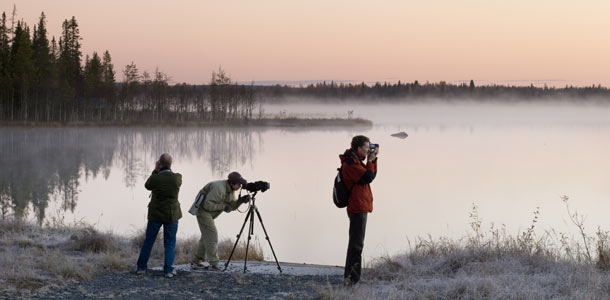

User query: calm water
[2,102,610,265]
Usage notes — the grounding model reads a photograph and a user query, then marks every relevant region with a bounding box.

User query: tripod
[224,191,282,273]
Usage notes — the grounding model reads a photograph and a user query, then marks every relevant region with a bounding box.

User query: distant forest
[0,9,256,123]
[1,9,609,124]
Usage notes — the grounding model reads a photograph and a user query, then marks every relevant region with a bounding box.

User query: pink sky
[5,0,610,86]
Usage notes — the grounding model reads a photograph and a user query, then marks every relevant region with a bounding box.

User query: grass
[4,195,609,299]
[218,237,265,262]
[130,229,265,264]
[0,218,264,299]
[316,196,610,300]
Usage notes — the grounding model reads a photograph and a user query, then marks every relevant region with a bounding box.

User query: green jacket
[145,169,182,223]
[200,180,242,218]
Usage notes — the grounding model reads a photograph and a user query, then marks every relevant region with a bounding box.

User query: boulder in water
[391,132,408,139]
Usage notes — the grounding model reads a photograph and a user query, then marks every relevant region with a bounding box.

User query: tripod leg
[254,207,283,273]
[224,205,252,271]
[243,206,255,273]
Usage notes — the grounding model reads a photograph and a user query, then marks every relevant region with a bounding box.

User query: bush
[69,227,119,253]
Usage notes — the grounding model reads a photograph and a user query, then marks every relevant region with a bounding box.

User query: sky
[4,0,610,86]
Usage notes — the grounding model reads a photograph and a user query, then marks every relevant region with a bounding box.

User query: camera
[369,143,379,153]
[244,181,270,193]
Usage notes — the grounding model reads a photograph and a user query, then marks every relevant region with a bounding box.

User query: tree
[9,5,16,39]
[121,61,140,118]
[10,20,35,120]
[47,36,60,121]
[31,12,52,121]
[122,61,139,84]
[101,51,115,85]
[209,66,232,120]
[83,51,103,119]
[101,50,116,120]
[0,12,12,120]
[58,16,83,120]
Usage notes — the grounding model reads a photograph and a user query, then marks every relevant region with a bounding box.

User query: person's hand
[154,160,161,172]
[238,195,251,204]
[368,150,378,162]
[223,205,233,213]
[368,146,379,162]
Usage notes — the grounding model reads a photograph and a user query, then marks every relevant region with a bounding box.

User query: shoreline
[0,218,342,299]
[0,117,373,128]
[4,200,610,299]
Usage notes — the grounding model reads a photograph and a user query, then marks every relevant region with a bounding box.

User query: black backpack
[333,159,353,208]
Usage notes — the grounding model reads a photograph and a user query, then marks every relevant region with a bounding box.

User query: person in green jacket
[191,171,250,270]
[136,153,182,278]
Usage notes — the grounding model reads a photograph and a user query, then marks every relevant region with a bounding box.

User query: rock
[391,132,408,139]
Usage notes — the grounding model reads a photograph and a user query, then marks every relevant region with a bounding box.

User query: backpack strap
[339,156,356,193]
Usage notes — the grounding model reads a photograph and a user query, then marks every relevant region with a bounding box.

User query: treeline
[2,9,609,125]
[0,8,257,123]
[254,80,610,102]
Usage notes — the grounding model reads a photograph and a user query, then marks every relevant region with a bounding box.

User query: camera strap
[235,189,249,213]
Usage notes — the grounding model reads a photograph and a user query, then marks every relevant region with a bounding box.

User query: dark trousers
[137,220,178,274]
[344,212,367,284]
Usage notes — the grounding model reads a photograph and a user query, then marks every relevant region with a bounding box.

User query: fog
[2,101,610,265]
[264,99,610,128]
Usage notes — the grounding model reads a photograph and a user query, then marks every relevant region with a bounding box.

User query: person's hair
[351,135,370,149]
[159,153,172,168]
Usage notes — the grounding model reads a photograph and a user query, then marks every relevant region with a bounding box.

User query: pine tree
[10,21,35,120]
[48,36,59,121]
[84,52,104,120]
[31,12,52,121]
[58,16,83,120]
[152,68,168,121]
[210,66,232,120]
[121,61,140,119]
[122,61,139,84]
[101,50,116,120]
[101,51,115,87]
[0,12,12,120]
[84,52,102,94]
[9,5,16,39]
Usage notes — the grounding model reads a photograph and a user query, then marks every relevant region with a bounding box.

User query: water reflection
[1,129,112,222]
[3,103,610,266]
[0,127,261,223]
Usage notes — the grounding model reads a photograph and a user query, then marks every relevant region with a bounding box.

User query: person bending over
[191,171,250,270]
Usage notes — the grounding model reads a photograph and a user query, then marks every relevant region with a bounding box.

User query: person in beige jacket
[191,172,250,270]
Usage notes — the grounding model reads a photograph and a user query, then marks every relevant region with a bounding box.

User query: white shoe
[191,261,210,269]
[164,269,177,278]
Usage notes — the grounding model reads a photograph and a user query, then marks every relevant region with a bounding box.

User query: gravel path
[27,263,344,300]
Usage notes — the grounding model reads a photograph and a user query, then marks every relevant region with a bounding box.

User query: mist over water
[265,100,610,128]
[2,102,610,265]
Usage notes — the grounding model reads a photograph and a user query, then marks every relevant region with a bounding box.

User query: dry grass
[131,228,199,266]
[317,197,610,300]
[5,196,608,299]
[0,217,265,299]
[68,226,120,253]
[131,229,264,267]
[218,237,265,261]
[0,219,100,298]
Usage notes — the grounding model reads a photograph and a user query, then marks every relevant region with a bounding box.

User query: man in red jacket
[339,135,379,286]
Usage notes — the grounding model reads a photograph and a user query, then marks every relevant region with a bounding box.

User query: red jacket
[339,149,378,213]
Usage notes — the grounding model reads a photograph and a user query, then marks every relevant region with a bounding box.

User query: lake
[2,102,610,266]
